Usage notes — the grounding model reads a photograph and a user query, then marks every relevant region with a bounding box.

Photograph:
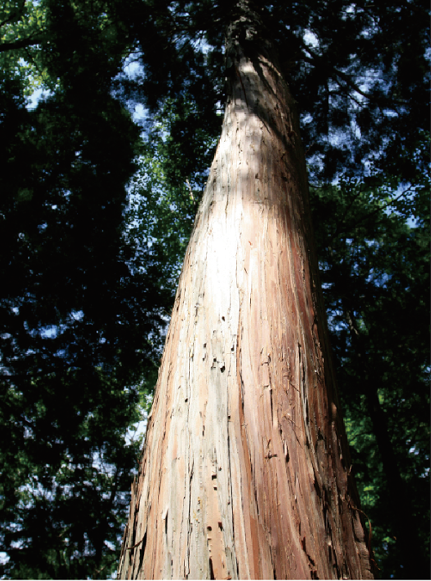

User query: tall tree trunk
[118,2,373,578]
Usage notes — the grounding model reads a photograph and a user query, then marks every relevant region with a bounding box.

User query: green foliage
[1,373,143,579]
[0,0,48,93]
[0,1,171,578]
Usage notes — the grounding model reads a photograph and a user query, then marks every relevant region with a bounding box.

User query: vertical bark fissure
[184,407,193,579]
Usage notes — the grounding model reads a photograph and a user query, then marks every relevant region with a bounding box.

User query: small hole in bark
[221,316,225,321]
[211,474,217,480]
[218,521,223,530]
[220,365,225,373]
[185,398,188,402]
[207,525,212,531]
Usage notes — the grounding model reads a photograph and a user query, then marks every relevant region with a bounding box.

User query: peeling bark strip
[118,2,373,579]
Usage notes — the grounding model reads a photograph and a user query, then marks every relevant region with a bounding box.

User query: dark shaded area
[0,1,171,578]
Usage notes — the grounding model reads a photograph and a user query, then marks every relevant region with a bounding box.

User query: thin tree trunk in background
[118,2,373,578]
[344,306,429,580]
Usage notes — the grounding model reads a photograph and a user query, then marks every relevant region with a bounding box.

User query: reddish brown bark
[118,2,373,579]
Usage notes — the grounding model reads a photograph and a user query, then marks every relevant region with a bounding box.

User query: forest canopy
[0,0,429,579]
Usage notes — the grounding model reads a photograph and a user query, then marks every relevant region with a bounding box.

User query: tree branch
[301,43,407,109]
[337,185,415,239]
[0,32,47,53]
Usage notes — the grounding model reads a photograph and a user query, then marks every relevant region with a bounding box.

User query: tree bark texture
[118,2,373,579]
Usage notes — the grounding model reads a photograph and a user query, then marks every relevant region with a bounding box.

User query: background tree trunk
[343,305,429,579]
[118,2,373,578]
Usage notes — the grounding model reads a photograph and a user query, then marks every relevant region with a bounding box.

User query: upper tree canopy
[117,0,429,180]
